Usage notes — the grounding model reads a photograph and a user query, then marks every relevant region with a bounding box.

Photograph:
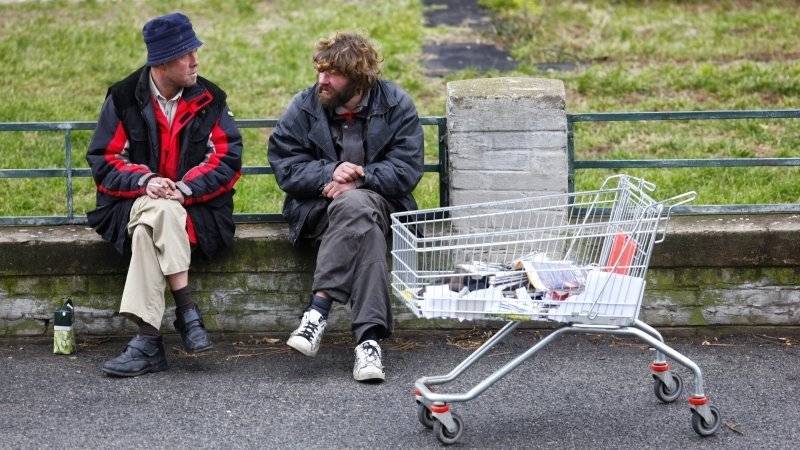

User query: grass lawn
[480,0,800,204]
[1,0,799,218]
[0,0,444,217]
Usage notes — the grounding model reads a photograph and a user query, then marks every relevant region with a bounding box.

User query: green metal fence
[0,117,448,225]
[3,109,799,226]
[567,109,800,214]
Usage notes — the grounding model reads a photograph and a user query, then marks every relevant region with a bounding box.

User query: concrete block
[448,131,567,152]
[447,77,566,109]
[446,77,568,212]
[450,168,567,191]
[448,108,567,133]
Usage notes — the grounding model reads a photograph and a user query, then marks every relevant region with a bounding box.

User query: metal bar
[0,216,87,226]
[0,122,94,131]
[241,167,273,175]
[568,109,800,122]
[567,120,575,194]
[0,213,287,226]
[438,117,449,207]
[417,321,519,388]
[570,204,800,216]
[675,204,800,214]
[0,168,92,178]
[1,165,440,177]
[64,129,74,220]
[231,213,286,223]
[418,325,572,404]
[0,117,448,226]
[0,116,443,131]
[574,157,800,169]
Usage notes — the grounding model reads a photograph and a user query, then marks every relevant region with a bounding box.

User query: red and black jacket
[86,66,242,258]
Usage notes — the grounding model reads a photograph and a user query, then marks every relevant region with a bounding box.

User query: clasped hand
[323,162,364,199]
[146,177,185,204]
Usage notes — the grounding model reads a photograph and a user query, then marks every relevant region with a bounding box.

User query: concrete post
[446,77,568,206]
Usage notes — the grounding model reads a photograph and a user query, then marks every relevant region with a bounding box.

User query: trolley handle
[599,174,656,193]
[654,191,697,243]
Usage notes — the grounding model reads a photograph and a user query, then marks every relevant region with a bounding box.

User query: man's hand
[322,180,357,199]
[332,162,364,184]
[146,177,180,200]
[167,189,185,204]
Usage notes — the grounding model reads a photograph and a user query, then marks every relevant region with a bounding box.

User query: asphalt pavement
[1,327,798,448]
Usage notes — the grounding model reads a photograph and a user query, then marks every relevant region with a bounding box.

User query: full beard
[318,81,359,109]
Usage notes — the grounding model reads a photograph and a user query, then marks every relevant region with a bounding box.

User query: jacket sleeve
[177,104,243,205]
[267,98,338,199]
[361,93,424,198]
[86,96,153,198]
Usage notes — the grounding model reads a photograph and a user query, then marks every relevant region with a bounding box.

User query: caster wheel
[653,372,683,403]
[416,402,435,429]
[433,412,464,446]
[691,405,721,437]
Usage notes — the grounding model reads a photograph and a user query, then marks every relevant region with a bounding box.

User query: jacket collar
[134,66,214,112]
[299,80,399,163]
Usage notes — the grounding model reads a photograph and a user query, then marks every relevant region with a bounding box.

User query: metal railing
[0,117,448,225]
[567,109,800,214]
[4,108,799,226]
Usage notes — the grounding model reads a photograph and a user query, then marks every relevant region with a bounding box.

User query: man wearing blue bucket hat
[87,12,242,377]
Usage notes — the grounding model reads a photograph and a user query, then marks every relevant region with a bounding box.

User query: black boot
[101,335,168,377]
[173,305,213,353]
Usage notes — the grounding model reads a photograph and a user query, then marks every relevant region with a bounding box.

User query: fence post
[63,127,74,221]
[446,77,568,205]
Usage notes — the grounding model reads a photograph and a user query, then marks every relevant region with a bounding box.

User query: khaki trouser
[119,196,191,329]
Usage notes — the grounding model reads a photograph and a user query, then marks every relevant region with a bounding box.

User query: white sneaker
[286,309,327,357]
[353,340,385,382]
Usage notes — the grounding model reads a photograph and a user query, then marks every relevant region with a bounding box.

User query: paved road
[1,328,798,448]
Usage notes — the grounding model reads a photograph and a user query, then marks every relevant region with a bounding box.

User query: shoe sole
[354,371,386,382]
[184,343,214,354]
[101,361,168,378]
[286,337,318,357]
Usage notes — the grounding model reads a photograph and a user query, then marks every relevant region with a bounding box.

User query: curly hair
[313,32,382,93]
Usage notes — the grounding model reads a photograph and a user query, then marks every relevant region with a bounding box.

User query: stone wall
[1,215,799,336]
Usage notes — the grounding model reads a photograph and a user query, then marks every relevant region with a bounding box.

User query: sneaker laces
[358,341,381,365]
[297,321,319,340]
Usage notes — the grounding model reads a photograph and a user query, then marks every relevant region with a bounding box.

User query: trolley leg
[634,319,667,362]
[416,324,572,404]
[632,320,679,395]
[418,321,519,388]
[625,328,718,427]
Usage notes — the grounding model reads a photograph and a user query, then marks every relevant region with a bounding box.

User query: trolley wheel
[653,372,683,403]
[691,405,721,437]
[416,402,435,429]
[433,412,464,446]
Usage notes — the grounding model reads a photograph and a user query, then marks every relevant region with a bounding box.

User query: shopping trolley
[391,175,720,445]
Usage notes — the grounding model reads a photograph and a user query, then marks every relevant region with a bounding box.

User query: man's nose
[318,72,330,84]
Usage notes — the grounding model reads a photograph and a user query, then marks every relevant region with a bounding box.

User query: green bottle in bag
[53,299,75,355]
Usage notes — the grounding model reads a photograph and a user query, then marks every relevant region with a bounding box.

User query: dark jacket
[268,80,424,244]
[86,66,242,258]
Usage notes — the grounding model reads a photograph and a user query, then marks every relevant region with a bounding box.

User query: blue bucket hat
[142,12,203,66]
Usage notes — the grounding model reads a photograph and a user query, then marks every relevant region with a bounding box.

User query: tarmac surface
[1,327,798,448]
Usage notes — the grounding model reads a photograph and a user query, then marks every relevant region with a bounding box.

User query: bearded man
[267,32,424,382]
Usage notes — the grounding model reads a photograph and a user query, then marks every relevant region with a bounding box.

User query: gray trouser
[310,189,394,342]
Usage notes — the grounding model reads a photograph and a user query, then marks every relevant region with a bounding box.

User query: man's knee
[131,223,151,242]
[327,189,372,215]
[150,197,184,216]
